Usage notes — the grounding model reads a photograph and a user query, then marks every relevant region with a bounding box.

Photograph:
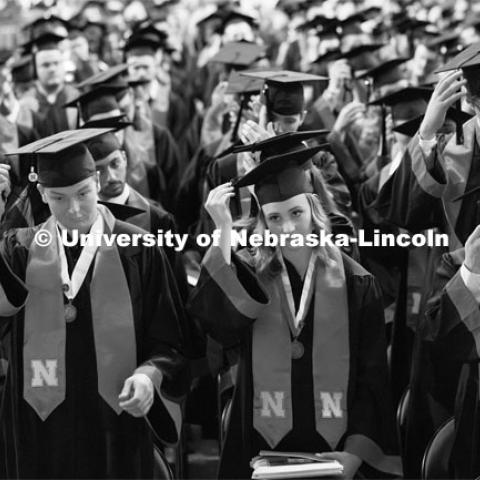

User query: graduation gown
[375,119,480,249]
[0,218,188,479]
[188,246,400,479]
[122,124,181,213]
[20,83,78,137]
[123,186,189,302]
[404,248,480,479]
[358,158,447,407]
[300,96,365,203]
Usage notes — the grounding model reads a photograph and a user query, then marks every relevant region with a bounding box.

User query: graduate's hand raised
[316,451,362,479]
[239,119,275,145]
[464,224,480,274]
[419,70,467,140]
[333,101,366,134]
[118,373,154,417]
[205,182,235,229]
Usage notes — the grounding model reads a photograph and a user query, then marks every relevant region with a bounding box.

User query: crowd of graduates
[2,0,480,478]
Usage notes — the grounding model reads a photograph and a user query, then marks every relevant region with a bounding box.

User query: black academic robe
[374,120,480,249]
[175,138,222,235]
[0,219,188,479]
[404,248,480,479]
[22,83,78,137]
[300,96,365,205]
[124,187,189,302]
[358,161,447,407]
[122,124,181,213]
[188,247,399,479]
[150,91,190,144]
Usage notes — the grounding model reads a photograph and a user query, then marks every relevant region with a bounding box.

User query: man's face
[95,150,127,198]
[38,176,98,233]
[127,55,156,82]
[271,111,305,133]
[69,36,90,62]
[35,50,65,89]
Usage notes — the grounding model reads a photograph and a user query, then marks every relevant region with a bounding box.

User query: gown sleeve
[0,230,28,318]
[132,243,189,446]
[373,134,446,232]
[342,273,402,476]
[187,246,269,349]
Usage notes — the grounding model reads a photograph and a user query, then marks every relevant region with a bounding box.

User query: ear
[36,184,48,204]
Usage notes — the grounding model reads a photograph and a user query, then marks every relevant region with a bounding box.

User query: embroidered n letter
[320,392,343,418]
[260,391,285,417]
[31,360,58,387]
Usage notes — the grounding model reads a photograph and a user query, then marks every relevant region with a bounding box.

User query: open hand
[419,70,466,140]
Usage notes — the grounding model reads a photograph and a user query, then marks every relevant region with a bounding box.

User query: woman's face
[261,194,313,248]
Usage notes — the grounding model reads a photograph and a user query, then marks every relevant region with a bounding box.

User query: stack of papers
[250,451,344,479]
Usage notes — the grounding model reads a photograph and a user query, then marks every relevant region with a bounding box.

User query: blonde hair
[235,193,332,278]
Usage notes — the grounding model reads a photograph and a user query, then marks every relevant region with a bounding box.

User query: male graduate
[64,84,181,212]
[87,131,189,299]
[373,41,480,250]
[0,129,188,478]
[401,225,480,479]
[124,27,189,142]
[19,22,78,137]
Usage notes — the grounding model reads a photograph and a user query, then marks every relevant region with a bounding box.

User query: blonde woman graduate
[187,135,402,479]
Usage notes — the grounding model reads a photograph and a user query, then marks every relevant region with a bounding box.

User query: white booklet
[250,451,344,479]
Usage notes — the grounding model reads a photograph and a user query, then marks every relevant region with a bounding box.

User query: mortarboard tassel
[456,99,464,145]
[377,104,390,169]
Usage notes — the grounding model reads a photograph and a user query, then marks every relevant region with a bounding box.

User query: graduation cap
[197,9,257,34]
[341,43,384,60]
[296,15,335,32]
[434,41,480,73]
[356,57,410,87]
[368,86,433,121]
[240,70,328,115]
[5,128,114,187]
[22,14,70,38]
[209,42,266,68]
[393,17,431,34]
[10,55,34,84]
[225,70,264,95]
[87,131,123,161]
[392,107,472,136]
[99,201,145,220]
[426,32,461,52]
[339,43,384,70]
[124,32,164,56]
[75,63,129,90]
[232,134,329,205]
[312,48,342,65]
[63,86,125,125]
[22,29,67,53]
[232,130,329,161]
[131,22,169,43]
[81,116,132,130]
[368,86,432,158]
